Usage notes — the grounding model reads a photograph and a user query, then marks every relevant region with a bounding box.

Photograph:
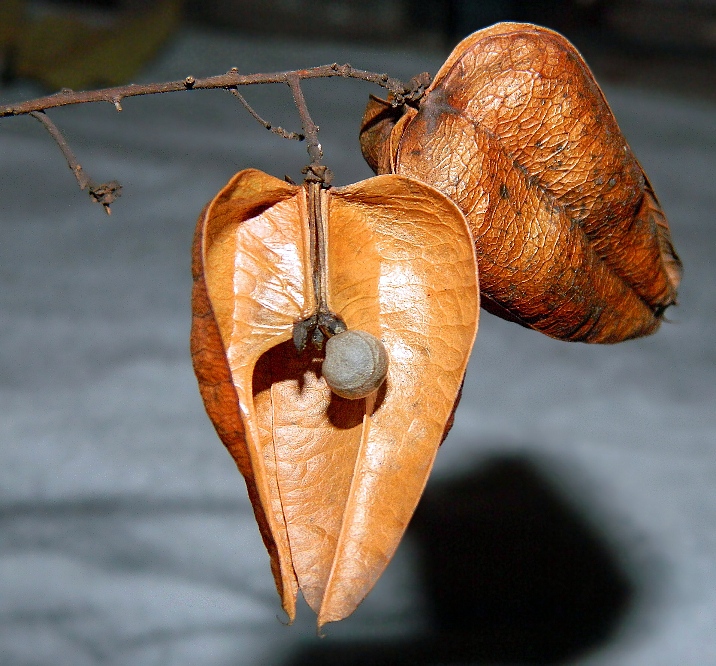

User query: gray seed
[322,330,388,399]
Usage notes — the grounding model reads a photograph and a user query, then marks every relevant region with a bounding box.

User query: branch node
[184,76,195,89]
[403,72,432,105]
[301,164,333,187]
[89,181,123,214]
[112,98,123,112]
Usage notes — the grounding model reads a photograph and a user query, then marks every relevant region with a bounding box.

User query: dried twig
[0,64,409,117]
[3,64,423,211]
[286,74,325,178]
[227,88,303,141]
[29,111,121,214]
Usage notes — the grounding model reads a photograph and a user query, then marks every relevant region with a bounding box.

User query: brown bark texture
[190,169,479,626]
[360,22,682,342]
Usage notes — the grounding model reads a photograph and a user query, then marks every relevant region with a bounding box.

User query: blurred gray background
[1,1,715,664]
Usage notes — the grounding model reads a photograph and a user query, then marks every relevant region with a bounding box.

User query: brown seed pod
[322,329,389,399]
[360,22,682,343]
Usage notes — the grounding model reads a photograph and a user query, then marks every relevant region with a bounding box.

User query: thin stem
[308,181,328,312]
[227,88,303,141]
[0,64,408,117]
[30,111,121,214]
[286,74,322,168]
[30,111,90,191]
[292,182,346,352]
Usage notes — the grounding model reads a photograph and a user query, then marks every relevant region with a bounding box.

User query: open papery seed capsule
[322,329,388,399]
[191,168,478,627]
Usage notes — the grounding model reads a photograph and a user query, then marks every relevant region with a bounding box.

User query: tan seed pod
[322,329,389,399]
[191,169,479,626]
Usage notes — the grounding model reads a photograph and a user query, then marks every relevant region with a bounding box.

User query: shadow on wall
[287,454,635,665]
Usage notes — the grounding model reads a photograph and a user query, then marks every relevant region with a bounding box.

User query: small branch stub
[29,110,122,214]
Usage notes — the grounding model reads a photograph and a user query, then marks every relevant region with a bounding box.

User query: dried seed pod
[360,22,682,343]
[322,329,388,399]
[191,169,479,627]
